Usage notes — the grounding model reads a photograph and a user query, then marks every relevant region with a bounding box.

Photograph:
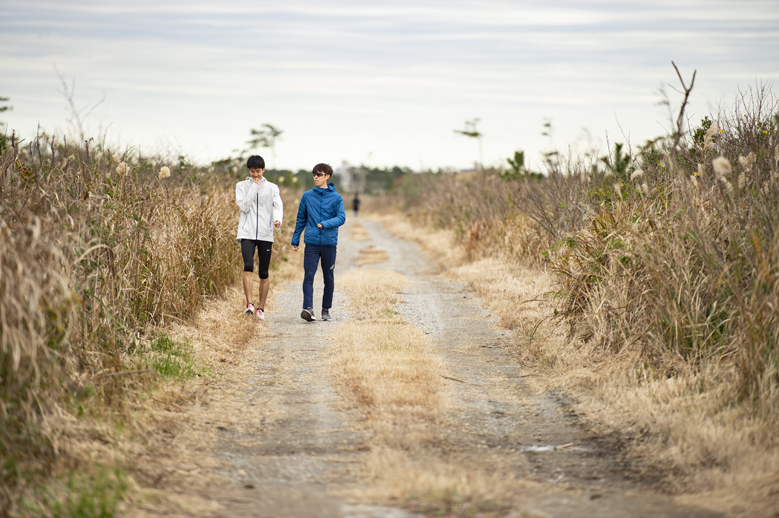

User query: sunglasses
[312,172,327,177]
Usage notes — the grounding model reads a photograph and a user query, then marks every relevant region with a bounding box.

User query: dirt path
[130,219,724,517]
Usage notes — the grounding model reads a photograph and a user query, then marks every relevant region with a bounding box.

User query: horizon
[2,0,778,171]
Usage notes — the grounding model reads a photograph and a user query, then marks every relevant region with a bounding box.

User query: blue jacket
[291,183,346,247]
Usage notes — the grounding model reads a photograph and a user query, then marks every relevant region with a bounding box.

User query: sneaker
[244,303,255,315]
[301,308,316,322]
[321,308,331,321]
[256,308,265,321]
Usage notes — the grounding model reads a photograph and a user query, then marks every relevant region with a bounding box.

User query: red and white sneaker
[256,308,265,321]
[244,303,255,315]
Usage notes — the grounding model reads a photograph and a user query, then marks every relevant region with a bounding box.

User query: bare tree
[669,61,696,152]
[454,118,483,170]
[247,123,283,168]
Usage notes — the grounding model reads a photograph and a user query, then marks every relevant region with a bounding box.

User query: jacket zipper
[255,190,259,239]
[317,190,322,245]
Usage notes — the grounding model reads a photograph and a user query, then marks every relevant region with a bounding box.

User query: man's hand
[274,220,281,228]
[292,245,299,251]
[252,177,262,185]
[317,223,323,229]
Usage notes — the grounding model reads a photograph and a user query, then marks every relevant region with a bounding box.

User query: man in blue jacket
[291,163,346,322]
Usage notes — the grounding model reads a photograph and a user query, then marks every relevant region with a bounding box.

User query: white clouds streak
[1,0,777,169]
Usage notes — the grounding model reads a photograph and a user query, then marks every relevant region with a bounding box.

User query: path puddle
[518,443,594,453]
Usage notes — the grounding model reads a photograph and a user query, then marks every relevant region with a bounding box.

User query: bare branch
[670,61,697,152]
[54,66,105,143]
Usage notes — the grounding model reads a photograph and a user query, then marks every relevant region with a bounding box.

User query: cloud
[2,0,778,169]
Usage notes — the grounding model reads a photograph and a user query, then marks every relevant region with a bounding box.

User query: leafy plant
[600,142,632,183]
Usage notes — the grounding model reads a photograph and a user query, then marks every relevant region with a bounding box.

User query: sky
[1,0,778,171]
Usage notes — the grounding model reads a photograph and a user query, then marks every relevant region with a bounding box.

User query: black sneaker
[321,308,331,321]
[301,308,316,322]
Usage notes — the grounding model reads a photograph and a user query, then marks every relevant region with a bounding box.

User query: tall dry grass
[399,87,779,412]
[0,132,300,513]
[395,86,779,504]
[548,88,779,414]
[397,171,552,267]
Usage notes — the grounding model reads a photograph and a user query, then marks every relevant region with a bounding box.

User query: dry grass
[331,267,444,455]
[395,171,552,267]
[348,223,372,242]
[360,448,536,515]
[385,86,779,515]
[330,268,539,515]
[386,185,779,515]
[355,246,388,266]
[121,282,287,516]
[0,131,304,514]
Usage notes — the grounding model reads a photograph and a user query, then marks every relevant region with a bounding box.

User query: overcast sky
[2,0,778,171]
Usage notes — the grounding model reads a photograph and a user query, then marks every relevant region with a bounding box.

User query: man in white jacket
[236,155,283,320]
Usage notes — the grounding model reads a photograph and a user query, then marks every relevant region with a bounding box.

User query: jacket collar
[314,183,335,194]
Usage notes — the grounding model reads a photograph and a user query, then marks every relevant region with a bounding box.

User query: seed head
[116,161,129,177]
[738,152,756,171]
[704,122,720,152]
[712,157,732,179]
[158,166,171,180]
[630,169,644,182]
[738,172,747,190]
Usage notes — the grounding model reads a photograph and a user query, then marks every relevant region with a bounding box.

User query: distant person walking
[291,163,346,322]
[352,194,361,217]
[236,155,283,321]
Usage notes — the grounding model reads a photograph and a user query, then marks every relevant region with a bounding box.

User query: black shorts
[241,240,273,279]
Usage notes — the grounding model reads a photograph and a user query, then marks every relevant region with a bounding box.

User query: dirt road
[131,219,723,517]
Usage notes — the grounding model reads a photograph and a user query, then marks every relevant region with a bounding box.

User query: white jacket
[235,177,283,242]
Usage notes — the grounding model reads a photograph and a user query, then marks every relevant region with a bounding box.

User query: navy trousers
[303,245,337,310]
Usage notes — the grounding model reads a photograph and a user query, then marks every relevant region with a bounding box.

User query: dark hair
[312,163,333,177]
[247,155,265,170]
